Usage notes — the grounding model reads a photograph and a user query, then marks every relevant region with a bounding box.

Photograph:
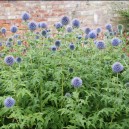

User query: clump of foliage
[0,12,129,129]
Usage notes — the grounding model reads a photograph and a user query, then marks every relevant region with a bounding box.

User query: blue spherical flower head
[51,46,57,52]
[96,41,105,49]
[96,27,101,34]
[28,21,37,31]
[4,97,15,108]
[40,22,48,29]
[4,55,15,66]
[17,40,22,45]
[6,41,12,47]
[88,30,97,39]
[10,25,18,33]
[69,43,75,50]
[112,62,124,73]
[1,27,6,34]
[111,37,121,46]
[15,57,22,63]
[77,35,82,40]
[105,24,112,31]
[0,42,2,46]
[8,37,13,42]
[61,16,70,25]
[85,27,91,34]
[71,77,82,88]
[72,18,80,28]
[55,40,61,47]
[68,68,74,73]
[66,26,72,33]
[54,22,62,29]
[21,12,30,21]
[41,30,47,37]
[13,34,20,39]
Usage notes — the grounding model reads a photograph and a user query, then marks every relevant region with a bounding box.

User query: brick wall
[0,1,128,35]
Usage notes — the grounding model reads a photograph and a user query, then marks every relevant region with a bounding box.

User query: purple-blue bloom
[54,22,63,29]
[69,43,75,50]
[88,30,97,39]
[96,27,101,34]
[21,12,30,21]
[28,21,37,31]
[55,40,61,47]
[10,25,18,33]
[41,30,47,37]
[61,16,70,25]
[96,41,105,49]
[6,41,12,47]
[17,40,22,45]
[105,24,112,31]
[4,55,15,66]
[15,57,22,63]
[71,77,82,88]
[72,18,80,28]
[51,46,57,51]
[40,22,48,29]
[85,27,91,34]
[112,62,124,73]
[66,26,72,33]
[0,42,2,46]
[1,27,6,34]
[111,38,121,46]
[4,97,15,108]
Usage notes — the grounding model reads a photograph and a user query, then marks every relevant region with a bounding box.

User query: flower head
[1,27,6,34]
[0,42,3,46]
[17,40,22,45]
[15,57,22,63]
[28,21,37,31]
[96,41,105,49]
[111,38,121,46]
[66,26,72,33]
[41,30,47,37]
[13,34,20,39]
[68,68,74,73]
[6,41,12,47]
[72,18,80,28]
[21,12,30,21]
[105,24,112,31]
[4,97,15,108]
[69,43,75,50]
[55,40,61,47]
[88,30,97,39]
[77,35,82,39]
[4,55,15,66]
[40,22,48,29]
[54,22,63,29]
[61,16,70,25]
[85,27,91,34]
[112,62,124,73]
[71,77,82,88]
[51,46,57,52]
[10,25,18,33]
[96,27,101,34]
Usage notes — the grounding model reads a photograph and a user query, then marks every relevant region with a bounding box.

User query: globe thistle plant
[61,16,70,26]
[85,27,91,34]
[54,22,63,30]
[105,24,112,31]
[88,30,97,39]
[51,46,57,52]
[72,18,80,28]
[40,22,48,29]
[71,77,82,88]
[111,38,121,46]
[10,25,18,33]
[28,21,37,31]
[96,41,105,49]
[55,40,61,47]
[17,40,22,45]
[65,93,71,98]
[6,41,12,47]
[41,30,47,37]
[69,43,75,50]
[4,97,15,108]
[21,12,30,21]
[15,57,22,63]
[96,27,101,34]
[1,27,6,34]
[66,26,72,33]
[112,62,124,73]
[4,55,15,66]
